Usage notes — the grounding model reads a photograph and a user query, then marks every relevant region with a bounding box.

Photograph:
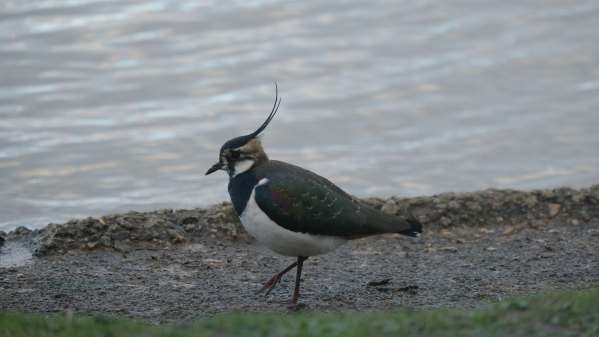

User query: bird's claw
[256,275,282,296]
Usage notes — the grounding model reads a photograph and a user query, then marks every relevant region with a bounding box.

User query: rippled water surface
[1,0,599,231]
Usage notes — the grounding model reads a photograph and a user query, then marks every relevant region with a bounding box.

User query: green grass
[2,288,599,337]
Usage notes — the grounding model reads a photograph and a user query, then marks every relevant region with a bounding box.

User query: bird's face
[205,135,266,177]
[205,83,282,178]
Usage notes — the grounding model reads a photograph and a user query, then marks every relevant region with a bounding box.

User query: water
[1,0,598,231]
[0,241,32,268]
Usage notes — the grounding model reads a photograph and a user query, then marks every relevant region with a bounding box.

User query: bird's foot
[255,260,300,296]
[287,302,307,311]
[255,274,282,296]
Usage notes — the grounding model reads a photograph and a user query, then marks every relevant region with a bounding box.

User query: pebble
[440,217,453,227]
[503,226,515,235]
[381,201,400,215]
[548,203,561,217]
[440,246,458,253]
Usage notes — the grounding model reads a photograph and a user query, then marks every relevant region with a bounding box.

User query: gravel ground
[1,186,598,322]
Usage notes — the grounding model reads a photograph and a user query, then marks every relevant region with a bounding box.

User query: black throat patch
[228,170,259,215]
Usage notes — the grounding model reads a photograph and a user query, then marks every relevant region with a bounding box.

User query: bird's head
[205,84,281,178]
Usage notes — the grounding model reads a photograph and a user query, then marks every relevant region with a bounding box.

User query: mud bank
[0,186,598,321]
[2,185,598,257]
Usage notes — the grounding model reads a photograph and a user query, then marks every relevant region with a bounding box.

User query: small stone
[381,201,400,215]
[181,217,198,225]
[166,229,180,238]
[440,217,453,227]
[439,229,453,237]
[529,220,545,228]
[503,226,515,235]
[465,201,482,211]
[14,226,32,236]
[99,235,111,247]
[440,246,458,253]
[547,203,561,217]
[572,193,585,203]
[486,247,497,251]
[448,200,460,209]
[524,195,538,208]
[171,233,185,243]
[111,230,129,241]
[570,219,580,225]
[203,258,225,267]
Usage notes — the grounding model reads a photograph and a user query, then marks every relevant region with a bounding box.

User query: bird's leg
[256,260,298,296]
[290,256,307,305]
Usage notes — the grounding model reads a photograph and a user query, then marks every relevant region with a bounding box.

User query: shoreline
[1,185,598,322]
[1,185,597,258]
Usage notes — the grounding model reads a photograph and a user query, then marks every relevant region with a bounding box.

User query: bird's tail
[398,217,422,237]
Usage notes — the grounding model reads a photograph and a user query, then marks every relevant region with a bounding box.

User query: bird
[205,84,422,307]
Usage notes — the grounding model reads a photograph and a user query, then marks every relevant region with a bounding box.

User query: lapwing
[205,84,422,306]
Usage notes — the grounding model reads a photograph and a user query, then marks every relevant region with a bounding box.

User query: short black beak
[205,162,224,175]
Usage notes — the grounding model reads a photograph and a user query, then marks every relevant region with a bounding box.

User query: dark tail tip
[400,218,423,237]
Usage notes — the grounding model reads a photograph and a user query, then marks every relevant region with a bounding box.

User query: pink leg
[256,260,298,296]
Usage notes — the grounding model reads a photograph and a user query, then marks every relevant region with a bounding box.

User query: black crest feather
[249,82,281,138]
[219,83,281,152]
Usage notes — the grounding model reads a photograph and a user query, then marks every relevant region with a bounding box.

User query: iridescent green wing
[254,161,387,237]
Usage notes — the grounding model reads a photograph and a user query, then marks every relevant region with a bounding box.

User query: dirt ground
[1,186,598,322]
[1,221,598,322]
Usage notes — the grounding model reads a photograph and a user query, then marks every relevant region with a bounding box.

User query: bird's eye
[230,150,241,159]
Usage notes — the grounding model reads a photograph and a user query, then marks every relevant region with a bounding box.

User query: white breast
[240,179,347,257]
